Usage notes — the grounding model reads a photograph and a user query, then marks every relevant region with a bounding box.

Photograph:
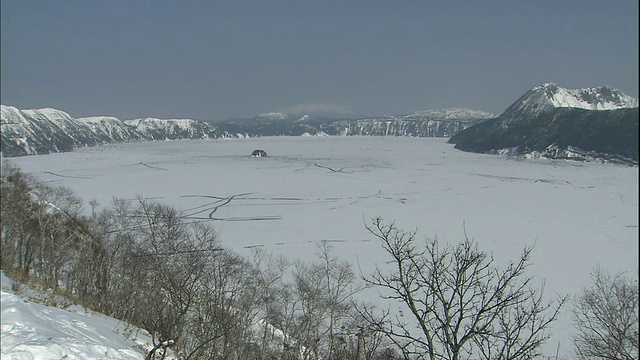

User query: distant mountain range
[217,108,495,138]
[0,106,227,157]
[2,83,638,164]
[0,105,494,157]
[449,83,638,165]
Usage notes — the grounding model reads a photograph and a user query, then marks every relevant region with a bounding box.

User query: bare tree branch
[361,217,565,360]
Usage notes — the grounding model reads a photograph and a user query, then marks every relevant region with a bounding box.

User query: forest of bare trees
[1,161,637,360]
[0,162,389,359]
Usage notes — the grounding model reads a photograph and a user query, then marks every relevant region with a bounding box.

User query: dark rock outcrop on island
[251,150,267,157]
[449,83,639,165]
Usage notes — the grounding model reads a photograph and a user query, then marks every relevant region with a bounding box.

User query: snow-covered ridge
[1,105,222,156]
[124,117,217,140]
[13,107,83,135]
[76,116,146,143]
[524,83,638,112]
[124,117,200,127]
[21,107,76,121]
[410,108,496,120]
[77,115,126,124]
[1,105,106,155]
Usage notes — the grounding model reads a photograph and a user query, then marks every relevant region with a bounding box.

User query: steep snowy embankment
[1,272,163,360]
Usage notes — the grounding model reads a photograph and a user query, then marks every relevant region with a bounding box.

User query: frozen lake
[9,136,639,356]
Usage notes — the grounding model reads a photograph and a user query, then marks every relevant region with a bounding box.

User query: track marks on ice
[180,190,412,222]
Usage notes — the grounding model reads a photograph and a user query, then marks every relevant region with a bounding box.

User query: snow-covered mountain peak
[275,103,355,118]
[257,112,289,120]
[518,83,638,114]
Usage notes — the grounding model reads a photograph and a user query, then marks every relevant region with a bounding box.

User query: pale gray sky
[1,0,638,120]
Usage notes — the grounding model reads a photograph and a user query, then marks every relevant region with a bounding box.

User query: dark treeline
[1,161,636,360]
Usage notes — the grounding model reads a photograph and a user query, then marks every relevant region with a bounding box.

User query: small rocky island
[251,149,267,157]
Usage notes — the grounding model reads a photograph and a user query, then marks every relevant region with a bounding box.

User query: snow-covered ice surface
[1,272,155,359]
[8,136,639,358]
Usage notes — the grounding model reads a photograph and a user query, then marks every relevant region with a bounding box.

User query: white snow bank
[1,272,159,360]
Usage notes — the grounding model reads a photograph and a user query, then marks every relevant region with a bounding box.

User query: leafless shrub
[360,217,565,360]
[572,266,639,360]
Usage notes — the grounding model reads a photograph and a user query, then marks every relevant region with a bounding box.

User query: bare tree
[248,248,292,359]
[130,198,219,359]
[288,243,364,359]
[63,200,113,310]
[1,162,84,288]
[361,218,565,360]
[1,162,39,278]
[31,183,84,288]
[180,247,258,360]
[572,266,639,360]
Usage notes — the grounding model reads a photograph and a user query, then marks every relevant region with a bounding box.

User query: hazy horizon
[2,1,638,121]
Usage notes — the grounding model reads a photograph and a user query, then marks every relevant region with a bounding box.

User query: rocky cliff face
[1,106,99,156]
[124,118,220,140]
[319,117,480,137]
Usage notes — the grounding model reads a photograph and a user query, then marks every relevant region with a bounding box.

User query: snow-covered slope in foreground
[1,272,156,360]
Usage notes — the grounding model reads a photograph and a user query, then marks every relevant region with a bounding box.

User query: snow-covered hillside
[77,116,146,143]
[1,105,222,156]
[1,105,102,155]
[124,117,217,140]
[1,272,165,360]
